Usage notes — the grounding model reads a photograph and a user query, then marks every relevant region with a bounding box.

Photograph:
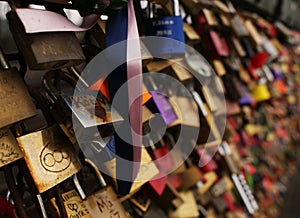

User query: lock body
[7,12,85,70]
[0,54,37,128]
[145,16,185,57]
[17,125,82,193]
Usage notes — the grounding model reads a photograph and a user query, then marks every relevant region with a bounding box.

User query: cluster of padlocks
[0,0,300,217]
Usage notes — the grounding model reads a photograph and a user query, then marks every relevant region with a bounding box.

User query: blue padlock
[144,0,185,58]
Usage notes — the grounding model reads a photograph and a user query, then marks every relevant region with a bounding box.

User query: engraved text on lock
[40,140,71,172]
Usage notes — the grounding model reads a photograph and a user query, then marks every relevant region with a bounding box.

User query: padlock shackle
[173,0,180,16]
[85,159,107,187]
[0,48,10,69]
[43,70,78,102]
[67,66,89,88]
[74,159,107,200]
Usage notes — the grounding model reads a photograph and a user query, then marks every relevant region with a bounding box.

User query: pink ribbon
[15,8,99,33]
[126,0,142,180]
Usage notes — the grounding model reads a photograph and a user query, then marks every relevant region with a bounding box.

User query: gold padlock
[168,191,200,218]
[48,181,92,218]
[74,159,130,218]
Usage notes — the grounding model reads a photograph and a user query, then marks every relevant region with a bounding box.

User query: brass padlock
[0,48,37,129]
[168,95,199,128]
[17,124,82,194]
[47,180,92,218]
[16,86,81,194]
[74,159,130,218]
[7,9,85,70]
[168,191,199,218]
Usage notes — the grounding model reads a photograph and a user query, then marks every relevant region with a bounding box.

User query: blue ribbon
[106,4,134,196]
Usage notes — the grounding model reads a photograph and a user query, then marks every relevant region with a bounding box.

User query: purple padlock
[150,91,177,125]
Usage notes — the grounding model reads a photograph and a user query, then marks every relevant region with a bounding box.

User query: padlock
[7,8,85,70]
[168,191,200,218]
[144,0,185,58]
[73,159,129,217]
[213,59,227,76]
[169,62,194,85]
[183,22,201,45]
[231,36,247,57]
[0,48,37,129]
[244,19,262,46]
[209,30,230,57]
[177,160,202,191]
[47,179,92,218]
[210,176,233,197]
[0,128,23,168]
[168,95,199,128]
[144,73,177,125]
[230,15,249,38]
[196,171,218,195]
[16,87,82,194]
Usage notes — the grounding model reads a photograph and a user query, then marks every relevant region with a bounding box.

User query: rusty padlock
[0,48,37,129]
[6,6,85,70]
[16,87,82,194]
[73,159,130,217]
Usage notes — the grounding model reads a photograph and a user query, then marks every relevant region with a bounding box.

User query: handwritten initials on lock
[0,143,20,165]
[40,140,71,172]
[95,196,120,218]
